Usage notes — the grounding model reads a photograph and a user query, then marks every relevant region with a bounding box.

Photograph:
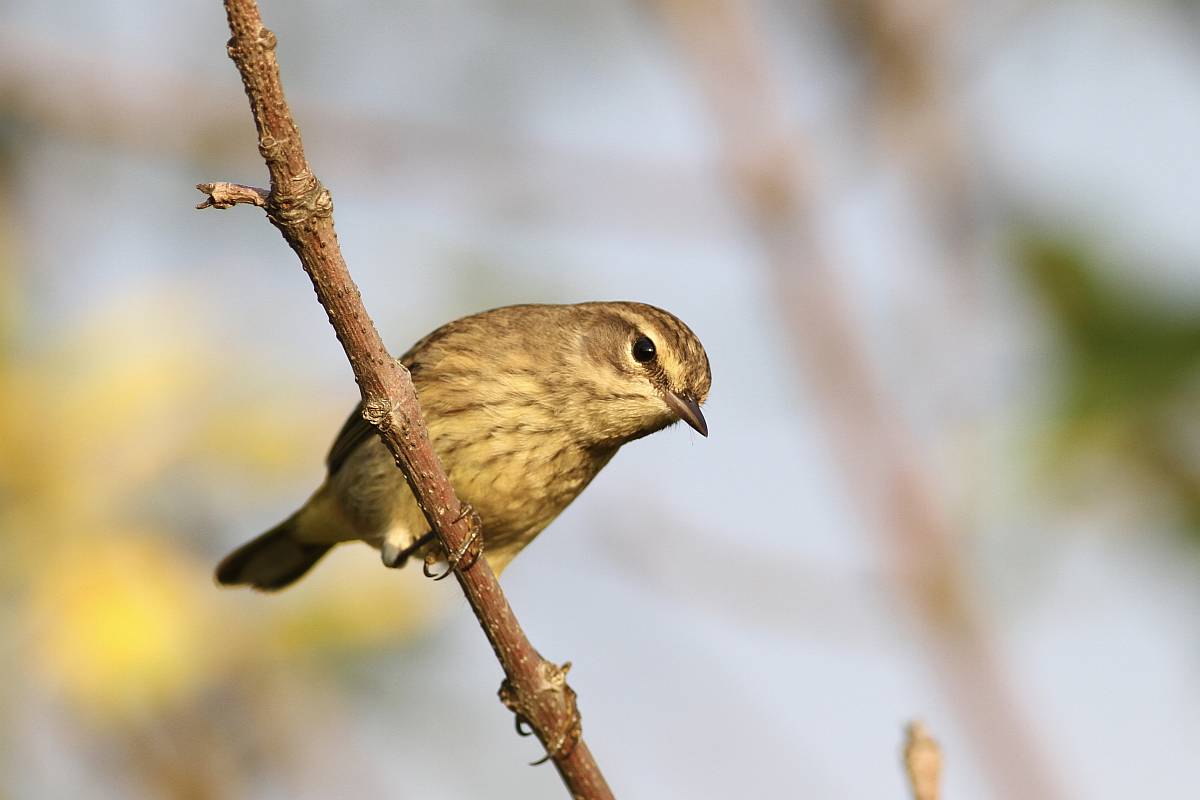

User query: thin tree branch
[903,721,942,800]
[198,2,612,797]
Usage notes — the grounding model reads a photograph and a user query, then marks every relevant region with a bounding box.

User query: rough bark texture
[198,3,613,797]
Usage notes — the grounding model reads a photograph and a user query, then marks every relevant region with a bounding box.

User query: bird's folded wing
[325,345,432,476]
[325,401,375,476]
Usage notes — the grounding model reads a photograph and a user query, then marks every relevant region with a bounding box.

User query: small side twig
[903,721,942,800]
[195,181,269,209]
[198,2,612,798]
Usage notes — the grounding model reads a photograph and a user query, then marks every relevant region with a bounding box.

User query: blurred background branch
[648,1,1062,797]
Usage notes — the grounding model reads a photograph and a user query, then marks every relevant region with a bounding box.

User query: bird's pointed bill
[664,391,708,437]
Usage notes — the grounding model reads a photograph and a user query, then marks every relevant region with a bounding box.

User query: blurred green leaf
[1017,233,1200,542]
[1020,235,1200,416]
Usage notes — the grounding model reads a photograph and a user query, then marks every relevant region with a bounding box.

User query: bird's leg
[381,531,435,569]
[423,502,484,581]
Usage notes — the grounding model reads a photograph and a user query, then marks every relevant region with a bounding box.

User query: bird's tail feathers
[215,513,332,592]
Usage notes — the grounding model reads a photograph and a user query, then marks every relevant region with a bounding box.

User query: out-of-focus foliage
[0,270,442,795]
[30,535,220,719]
[1019,234,1200,541]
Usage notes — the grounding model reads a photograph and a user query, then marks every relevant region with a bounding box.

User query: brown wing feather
[324,400,374,475]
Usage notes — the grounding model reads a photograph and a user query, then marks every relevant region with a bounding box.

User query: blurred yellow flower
[28,534,220,721]
[3,286,443,738]
[263,556,438,657]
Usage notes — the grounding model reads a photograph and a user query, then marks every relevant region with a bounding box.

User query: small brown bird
[216,302,711,590]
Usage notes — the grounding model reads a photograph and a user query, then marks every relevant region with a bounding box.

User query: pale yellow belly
[321,425,615,572]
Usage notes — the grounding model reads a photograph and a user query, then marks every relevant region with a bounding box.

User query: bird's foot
[381,531,434,569]
[422,502,484,581]
[500,660,582,766]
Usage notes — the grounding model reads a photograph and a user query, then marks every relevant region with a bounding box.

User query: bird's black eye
[632,336,657,363]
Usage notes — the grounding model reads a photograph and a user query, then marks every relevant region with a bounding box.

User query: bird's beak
[664,391,708,437]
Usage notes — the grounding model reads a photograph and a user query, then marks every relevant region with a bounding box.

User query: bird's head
[575,302,711,445]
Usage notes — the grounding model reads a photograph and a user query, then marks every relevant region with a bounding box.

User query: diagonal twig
[197,2,613,797]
